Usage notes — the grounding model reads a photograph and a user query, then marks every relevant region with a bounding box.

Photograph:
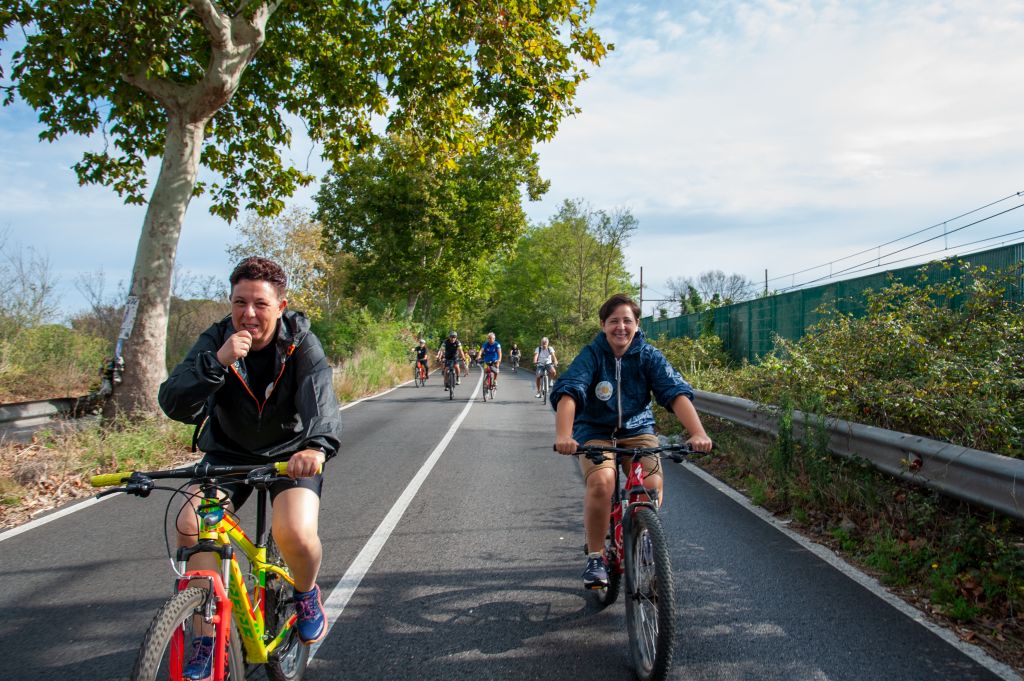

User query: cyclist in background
[533,337,558,398]
[479,332,502,387]
[550,293,712,589]
[159,256,340,676]
[509,343,522,369]
[437,330,469,385]
[413,338,430,381]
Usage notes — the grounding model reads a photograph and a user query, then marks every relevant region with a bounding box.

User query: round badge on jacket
[595,380,614,401]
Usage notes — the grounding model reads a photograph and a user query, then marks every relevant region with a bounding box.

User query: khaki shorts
[579,434,662,480]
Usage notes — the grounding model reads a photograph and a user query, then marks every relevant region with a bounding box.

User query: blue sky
[3,0,1024,318]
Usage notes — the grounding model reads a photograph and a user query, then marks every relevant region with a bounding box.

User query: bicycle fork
[175,540,235,679]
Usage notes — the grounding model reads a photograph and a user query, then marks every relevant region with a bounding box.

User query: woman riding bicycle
[551,293,712,589]
[158,257,341,678]
[413,338,430,380]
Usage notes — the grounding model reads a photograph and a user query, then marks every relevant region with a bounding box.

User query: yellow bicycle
[91,461,312,681]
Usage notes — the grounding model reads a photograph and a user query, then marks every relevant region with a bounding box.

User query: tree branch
[189,0,232,48]
[122,69,187,110]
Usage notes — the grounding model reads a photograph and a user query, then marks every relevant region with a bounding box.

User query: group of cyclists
[413,332,560,399]
[155,256,712,677]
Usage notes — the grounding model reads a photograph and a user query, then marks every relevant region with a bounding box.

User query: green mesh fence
[641,242,1024,363]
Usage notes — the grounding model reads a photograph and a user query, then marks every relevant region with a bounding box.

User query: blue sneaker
[293,585,327,644]
[182,635,214,680]
[582,554,609,589]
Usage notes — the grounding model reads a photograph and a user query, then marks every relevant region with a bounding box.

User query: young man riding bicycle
[479,331,502,387]
[437,330,469,387]
[158,257,341,678]
[550,293,713,589]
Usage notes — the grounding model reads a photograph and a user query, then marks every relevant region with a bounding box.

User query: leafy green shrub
[0,324,106,401]
[728,262,1024,456]
[315,307,420,401]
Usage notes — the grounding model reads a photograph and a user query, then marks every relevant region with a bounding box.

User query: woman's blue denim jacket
[550,330,694,444]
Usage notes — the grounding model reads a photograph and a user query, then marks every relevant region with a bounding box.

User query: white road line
[682,461,1023,681]
[309,372,479,659]
[0,494,115,543]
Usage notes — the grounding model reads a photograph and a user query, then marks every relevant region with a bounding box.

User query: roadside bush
[315,307,420,401]
[0,324,106,401]
[731,262,1024,456]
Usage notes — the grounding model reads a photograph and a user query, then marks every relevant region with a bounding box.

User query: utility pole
[765,269,768,296]
[639,266,644,318]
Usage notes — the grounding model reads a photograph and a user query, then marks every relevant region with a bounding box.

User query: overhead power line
[765,190,1024,293]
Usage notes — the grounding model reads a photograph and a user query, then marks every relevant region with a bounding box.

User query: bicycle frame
[178,489,297,670]
[607,455,657,575]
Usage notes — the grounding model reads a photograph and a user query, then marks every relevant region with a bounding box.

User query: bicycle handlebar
[89,460,320,495]
[553,443,694,464]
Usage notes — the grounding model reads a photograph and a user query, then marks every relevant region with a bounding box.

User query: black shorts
[200,453,324,511]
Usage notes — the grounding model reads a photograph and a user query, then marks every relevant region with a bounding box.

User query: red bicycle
[575,442,692,681]
[481,361,498,401]
[413,359,428,387]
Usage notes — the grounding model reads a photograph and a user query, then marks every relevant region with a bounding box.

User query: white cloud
[527,1,1024,311]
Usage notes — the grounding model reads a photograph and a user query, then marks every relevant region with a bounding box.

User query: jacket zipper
[229,343,297,416]
[614,356,622,439]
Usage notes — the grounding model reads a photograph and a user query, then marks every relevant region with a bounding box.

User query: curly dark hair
[229,257,287,298]
[598,293,641,323]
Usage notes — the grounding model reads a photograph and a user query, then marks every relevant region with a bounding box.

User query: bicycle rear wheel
[131,586,244,681]
[624,506,675,681]
[263,536,310,681]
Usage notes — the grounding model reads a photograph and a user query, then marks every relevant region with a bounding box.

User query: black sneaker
[582,554,609,589]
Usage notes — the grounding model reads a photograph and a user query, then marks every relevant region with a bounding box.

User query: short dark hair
[229,257,287,298]
[598,293,641,323]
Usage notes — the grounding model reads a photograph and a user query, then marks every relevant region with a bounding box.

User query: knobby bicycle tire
[262,536,310,681]
[624,506,675,681]
[131,586,244,681]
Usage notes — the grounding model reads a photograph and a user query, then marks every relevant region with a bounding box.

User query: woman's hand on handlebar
[287,449,326,478]
[554,435,579,455]
[686,433,714,453]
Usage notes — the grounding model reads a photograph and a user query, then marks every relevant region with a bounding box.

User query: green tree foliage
[1,0,609,415]
[315,134,547,321]
[486,199,636,351]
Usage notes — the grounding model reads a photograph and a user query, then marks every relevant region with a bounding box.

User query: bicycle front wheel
[624,506,675,681]
[260,536,311,681]
[131,586,244,681]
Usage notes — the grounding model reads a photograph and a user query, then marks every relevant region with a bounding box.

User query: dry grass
[0,417,194,530]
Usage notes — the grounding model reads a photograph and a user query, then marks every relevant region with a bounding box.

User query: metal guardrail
[0,398,88,443]
[694,389,1024,522]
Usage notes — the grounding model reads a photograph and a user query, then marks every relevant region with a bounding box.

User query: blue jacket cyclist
[479,332,502,385]
[551,293,713,590]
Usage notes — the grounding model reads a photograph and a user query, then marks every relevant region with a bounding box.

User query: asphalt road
[0,366,1016,680]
